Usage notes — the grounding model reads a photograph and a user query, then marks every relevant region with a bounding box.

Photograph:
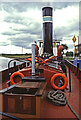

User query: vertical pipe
[77,62,79,73]
[42,7,53,55]
[14,62,16,68]
[78,36,79,58]
[32,44,35,76]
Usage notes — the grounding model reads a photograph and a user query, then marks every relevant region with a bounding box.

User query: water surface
[0,57,24,71]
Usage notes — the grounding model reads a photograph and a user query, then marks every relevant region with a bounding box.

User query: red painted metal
[40,66,79,119]
[19,67,32,76]
[39,65,63,87]
[1,61,80,119]
[35,44,39,56]
[57,45,64,57]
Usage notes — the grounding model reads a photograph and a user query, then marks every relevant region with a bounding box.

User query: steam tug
[0,7,81,120]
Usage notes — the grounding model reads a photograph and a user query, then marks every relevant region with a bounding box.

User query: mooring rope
[46,90,81,120]
[0,111,24,120]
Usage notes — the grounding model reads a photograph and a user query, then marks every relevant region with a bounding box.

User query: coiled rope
[46,90,81,120]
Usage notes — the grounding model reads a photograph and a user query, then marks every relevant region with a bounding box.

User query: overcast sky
[0,1,80,54]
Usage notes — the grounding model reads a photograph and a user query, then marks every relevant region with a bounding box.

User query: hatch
[6,87,38,95]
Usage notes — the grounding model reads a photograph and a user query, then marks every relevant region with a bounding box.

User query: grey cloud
[4,16,26,25]
[0,42,9,46]
[0,2,79,51]
[10,2,43,12]
[11,42,31,49]
[12,24,42,35]
[10,20,42,36]
[2,31,18,36]
[0,2,29,13]
[8,35,38,48]
[52,2,78,10]
[55,22,79,40]
[0,2,78,14]
[0,2,43,13]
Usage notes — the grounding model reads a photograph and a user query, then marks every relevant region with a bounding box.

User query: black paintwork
[42,7,53,55]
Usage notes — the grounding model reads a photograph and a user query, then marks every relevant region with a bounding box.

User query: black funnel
[42,7,53,55]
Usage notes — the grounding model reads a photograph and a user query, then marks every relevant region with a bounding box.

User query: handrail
[65,59,81,81]
[7,58,30,82]
[8,58,27,69]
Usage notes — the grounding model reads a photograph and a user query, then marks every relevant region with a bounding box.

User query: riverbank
[0,54,31,59]
[0,54,75,61]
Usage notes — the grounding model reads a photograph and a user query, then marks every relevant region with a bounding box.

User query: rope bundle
[47,90,66,106]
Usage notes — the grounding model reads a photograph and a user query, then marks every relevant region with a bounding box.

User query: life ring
[50,73,68,90]
[10,72,24,85]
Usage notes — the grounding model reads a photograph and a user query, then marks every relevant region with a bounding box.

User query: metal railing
[65,59,81,81]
